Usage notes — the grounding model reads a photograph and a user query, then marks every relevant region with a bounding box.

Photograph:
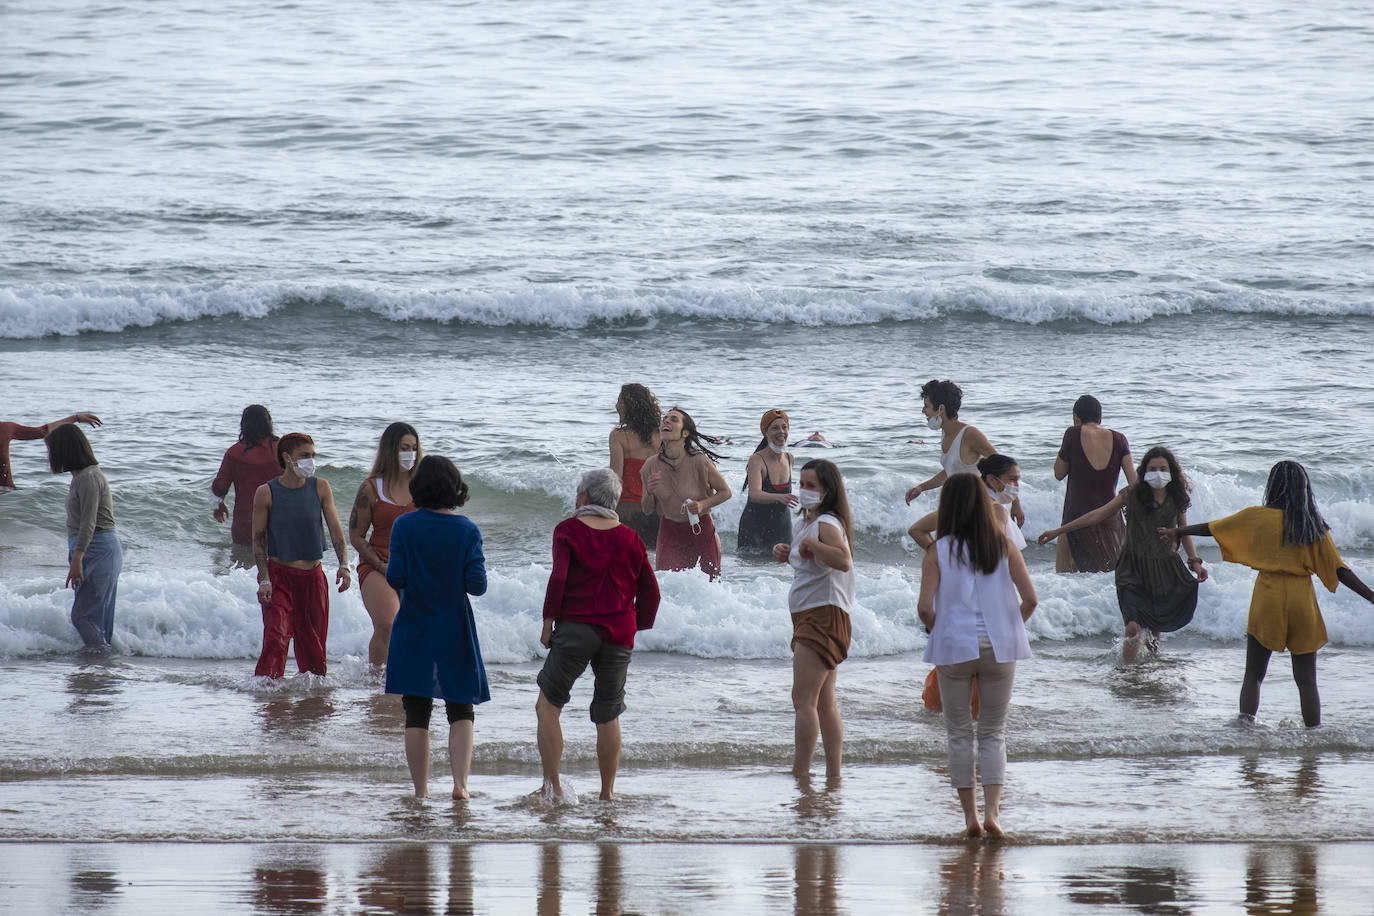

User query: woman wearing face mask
[910,455,1025,553]
[640,407,732,578]
[1039,446,1206,658]
[772,458,855,779]
[350,422,422,669]
[737,409,798,558]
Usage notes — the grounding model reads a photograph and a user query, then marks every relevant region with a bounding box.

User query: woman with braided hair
[1160,460,1374,726]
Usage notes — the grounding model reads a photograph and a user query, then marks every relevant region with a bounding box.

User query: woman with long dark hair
[738,408,797,557]
[608,383,661,547]
[350,422,421,668]
[1160,460,1374,726]
[47,424,121,651]
[918,473,1037,838]
[640,407,731,578]
[1040,446,1207,658]
[772,458,854,779]
[212,405,280,562]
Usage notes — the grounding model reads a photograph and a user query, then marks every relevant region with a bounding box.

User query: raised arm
[1039,491,1127,544]
[48,413,103,431]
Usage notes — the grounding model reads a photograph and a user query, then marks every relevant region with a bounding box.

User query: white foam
[3,279,1370,339]
[6,552,1374,662]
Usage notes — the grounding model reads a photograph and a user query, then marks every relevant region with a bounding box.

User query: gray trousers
[936,638,1017,789]
[68,530,122,649]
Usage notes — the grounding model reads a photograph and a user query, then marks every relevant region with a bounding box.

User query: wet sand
[2,839,1368,914]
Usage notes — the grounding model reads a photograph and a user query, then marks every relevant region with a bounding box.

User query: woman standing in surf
[608,383,661,548]
[640,407,731,579]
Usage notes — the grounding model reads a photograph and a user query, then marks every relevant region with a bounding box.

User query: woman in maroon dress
[1052,395,1137,572]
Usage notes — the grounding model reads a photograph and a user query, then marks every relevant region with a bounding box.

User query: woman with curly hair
[1040,446,1207,658]
[608,383,661,547]
[640,406,732,578]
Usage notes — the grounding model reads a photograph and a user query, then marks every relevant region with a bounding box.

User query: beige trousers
[936,638,1017,789]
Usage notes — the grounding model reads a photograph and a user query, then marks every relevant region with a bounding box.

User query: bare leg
[1240,634,1272,720]
[404,727,429,797]
[957,787,983,837]
[596,718,622,800]
[1291,652,1320,727]
[816,666,843,778]
[982,784,1004,837]
[1122,621,1143,661]
[791,643,830,778]
[360,574,401,668]
[535,691,565,798]
[449,719,474,799]
[1055,537,1075,574]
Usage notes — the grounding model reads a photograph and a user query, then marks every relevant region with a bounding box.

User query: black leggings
[402,694,475,730]
[1241,634,1319,727]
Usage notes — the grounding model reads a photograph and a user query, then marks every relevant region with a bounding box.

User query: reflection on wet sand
[360,844,435,914]
[596,843,624,916]
[256,695,336,735]
[1062,863,1194,912]
[250,851,327,915]
[69,847,121,913]
[1245,845,1317,916]
[65,666,123,714]
[1240,753,1323,801]
[795,845,840,915]
[538,843,561,916]
[792,775,842,824]
[939,843,1007,914]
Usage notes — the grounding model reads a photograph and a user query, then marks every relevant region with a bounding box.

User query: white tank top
[941,426,980,478]
[787,513,856,613]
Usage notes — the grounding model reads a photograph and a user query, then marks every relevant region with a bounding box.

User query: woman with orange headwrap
[737,408,798,557]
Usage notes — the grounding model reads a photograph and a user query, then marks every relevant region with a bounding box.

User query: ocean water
[4,0,1374,856]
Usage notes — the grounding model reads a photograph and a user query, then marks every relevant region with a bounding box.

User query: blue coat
[384,509,490,704]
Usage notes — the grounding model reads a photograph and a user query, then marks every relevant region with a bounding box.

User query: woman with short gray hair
[535,467,661,801]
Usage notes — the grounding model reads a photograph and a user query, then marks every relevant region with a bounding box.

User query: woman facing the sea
[608,383,661,548]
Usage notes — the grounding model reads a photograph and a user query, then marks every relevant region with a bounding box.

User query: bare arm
[691,460,732,514]
[917,547,939,629]
[1053,455,1069,481]
[1006,546,1038,621]
[1159,521,1213,549]
[1338,567,1374,605]
[1121,451,1139,487]
[48,412,103,431]
[1039,491,1127,543]
[348,481,385,569]
[640,460,657,514]
[1177,510,1208,581]
[906,469,948,504]
[800,519,851,572]
[908,510,938,551]
[609,430,626,480]
[318,480,352,592]
[252,483,273,604]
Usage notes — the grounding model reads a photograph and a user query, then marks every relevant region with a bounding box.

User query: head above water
[799,458,853,546]
[576,467,622,510]
[238,404,274,448]
[935,472,1006,575]
[976,454,1019,490]
[1263,460,1329,546]
[617,383,662,446]
[276,432,314,469]
[369,421,421,481]
[920,379,962,420]
[1131,445,1191,511]
[45,424,98,474]
[1072,395,1102,425]
[409,455,469,510]
[660,406,724,463]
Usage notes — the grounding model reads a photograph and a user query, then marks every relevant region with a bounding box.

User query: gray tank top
[267,477,325,562]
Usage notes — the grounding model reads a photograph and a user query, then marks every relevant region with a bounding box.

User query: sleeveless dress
[941,426,981,478]
[1113,488,1198,632]
[737,454,793,556]
[1059,426,1129,572]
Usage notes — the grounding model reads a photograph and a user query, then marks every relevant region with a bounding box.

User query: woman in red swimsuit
[609,383,661,548]
[349,422,421,669]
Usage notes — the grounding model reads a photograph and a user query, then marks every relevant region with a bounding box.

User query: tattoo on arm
[332,536,348,565]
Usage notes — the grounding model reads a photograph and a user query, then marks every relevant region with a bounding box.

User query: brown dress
[1059,425,1129,572]
[1114,488,1198,632]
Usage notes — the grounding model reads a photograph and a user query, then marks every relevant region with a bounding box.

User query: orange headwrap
[760,409,789,434]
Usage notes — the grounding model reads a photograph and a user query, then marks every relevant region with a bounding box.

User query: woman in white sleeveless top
[918,473,1037,838]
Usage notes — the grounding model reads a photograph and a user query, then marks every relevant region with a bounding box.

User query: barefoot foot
[983,817,1004,838]
[452,786,469,800]
[964,822,984,839]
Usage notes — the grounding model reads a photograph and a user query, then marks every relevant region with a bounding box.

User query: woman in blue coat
[385,455,489,799]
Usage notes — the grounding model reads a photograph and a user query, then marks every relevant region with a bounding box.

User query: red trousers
[255,561,329,678]
[655,514,721,579]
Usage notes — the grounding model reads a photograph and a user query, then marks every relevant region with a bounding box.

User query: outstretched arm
[906,470,948,504]
[1159,521,1213,549]
[1039,492,1126,544]
[48,412,103,430]
[1338,567,1374,605]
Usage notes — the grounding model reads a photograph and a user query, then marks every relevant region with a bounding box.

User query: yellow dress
[1210,507,1345,654]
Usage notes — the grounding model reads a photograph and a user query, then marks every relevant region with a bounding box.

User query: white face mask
[993,483,1018,504]
[767,442,787,455]
[1144,470,1171,489]
[399,450,417,470]
[925,414,943,430]
[293,458,317,478]
[798,488,823,508]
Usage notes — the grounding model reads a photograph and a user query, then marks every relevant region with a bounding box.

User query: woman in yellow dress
[1160,460,1374,726]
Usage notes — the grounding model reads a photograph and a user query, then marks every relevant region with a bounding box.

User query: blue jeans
[68,529,122,649]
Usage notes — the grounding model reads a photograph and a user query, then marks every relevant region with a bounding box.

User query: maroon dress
[1058,426,1129,572]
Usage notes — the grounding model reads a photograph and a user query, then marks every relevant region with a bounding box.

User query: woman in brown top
[640,407,732,578]
[1053,395,1137,572]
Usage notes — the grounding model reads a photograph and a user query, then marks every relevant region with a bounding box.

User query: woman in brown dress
[1040,446,1206,658]
[1052,395,1137,572]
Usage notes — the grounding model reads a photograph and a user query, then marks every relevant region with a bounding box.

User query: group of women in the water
[11,377,1374,836]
